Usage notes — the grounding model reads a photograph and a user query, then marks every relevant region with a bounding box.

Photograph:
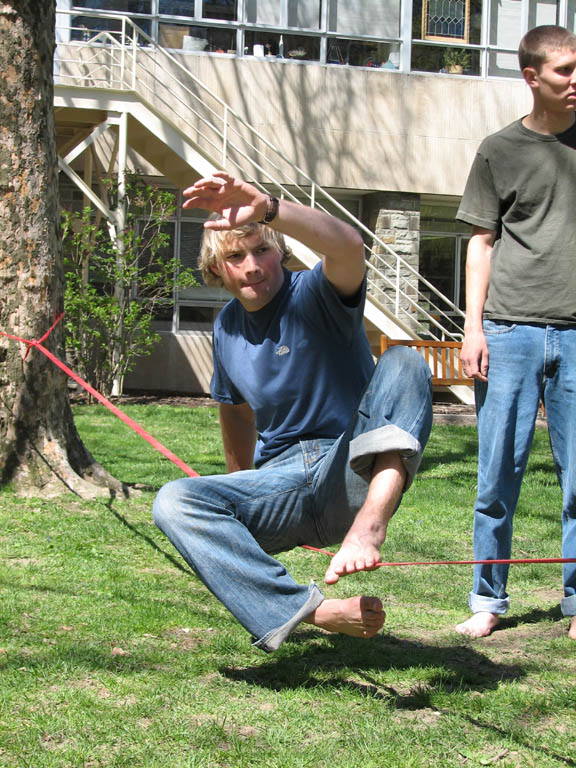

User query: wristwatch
[260,196,279,224]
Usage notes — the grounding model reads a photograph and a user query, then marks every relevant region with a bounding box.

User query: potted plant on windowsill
[443,47,471,74]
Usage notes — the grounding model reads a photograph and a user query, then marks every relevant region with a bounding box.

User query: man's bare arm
[182,172,366,298]
[267,197,366,299]
[218,402,257,473]
[460,227,495,382]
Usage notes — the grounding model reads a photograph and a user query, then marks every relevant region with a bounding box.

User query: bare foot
[324,537,382,585]
[569,616,576,640]
[304,596,385,638]
[455,612,500,638]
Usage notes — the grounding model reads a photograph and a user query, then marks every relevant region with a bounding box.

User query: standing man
[153,172,432,652]
[455,25,576,639]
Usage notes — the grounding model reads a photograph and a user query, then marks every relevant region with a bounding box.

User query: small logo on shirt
[275,345,290,356]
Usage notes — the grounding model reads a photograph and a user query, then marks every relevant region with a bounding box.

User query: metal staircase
[54,10,473,404]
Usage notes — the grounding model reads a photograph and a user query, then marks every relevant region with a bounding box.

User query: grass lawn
[0,403,574,768]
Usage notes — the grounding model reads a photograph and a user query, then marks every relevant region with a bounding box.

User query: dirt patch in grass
[164,626,217,651]
[41,734,77,751]
[482,621,564,647]
[69,678,112,699]
[395,708,444,726]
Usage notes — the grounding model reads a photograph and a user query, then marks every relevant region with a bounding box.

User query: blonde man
[153,173,432,652]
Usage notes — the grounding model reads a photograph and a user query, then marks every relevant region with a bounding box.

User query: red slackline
[0,316,199,479]
[2,317,576,569]
[300,544,576,567]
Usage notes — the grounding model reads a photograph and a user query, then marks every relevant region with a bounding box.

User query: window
[419,198,471,325]
[176,219,228,330]
[150,303,175,331]
[133,206,229,331]
[327,38,400,67]
[73,0,151,11]
[487,0,524,75]
[288,0,322,29]
[134,221,176,313]
[178,304,221,331]
[411,43,480,73]
[203,0,238,22]
[328,0,400,38]
[412,0,482,74]
[422,0,470,41]
[419,233,468,315]
[158,22,236,51]
[487,0,559,76]
[67,0,574,78]
[245,30,321,60]
[245,0,281,26]
[70,11,151,41]
[159,0,238,20]
[158,1,193,15]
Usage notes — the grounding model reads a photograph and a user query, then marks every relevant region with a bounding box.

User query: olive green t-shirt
[456,118,576,324]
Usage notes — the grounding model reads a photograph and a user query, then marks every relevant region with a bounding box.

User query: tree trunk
[0,1,124,497]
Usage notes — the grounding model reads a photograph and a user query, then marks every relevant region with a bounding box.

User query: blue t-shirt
[210,263,375,467]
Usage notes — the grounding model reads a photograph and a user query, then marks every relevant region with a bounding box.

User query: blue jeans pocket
[482,319,517,335]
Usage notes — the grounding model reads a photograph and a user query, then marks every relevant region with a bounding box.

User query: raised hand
[182,172,267,230]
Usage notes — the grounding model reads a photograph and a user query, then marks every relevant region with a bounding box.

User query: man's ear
[522,66,539,89]
[210,262,222,277]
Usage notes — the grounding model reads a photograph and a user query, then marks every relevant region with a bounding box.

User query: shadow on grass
[456,711,576,767]
[492,604,563,630]
[220,630,576,765]
[106,500,192,576]
[221,631,525,703]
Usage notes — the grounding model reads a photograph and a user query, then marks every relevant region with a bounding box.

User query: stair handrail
[54,9,465,340]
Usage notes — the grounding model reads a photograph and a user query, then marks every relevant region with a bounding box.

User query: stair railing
[55,9,465,341]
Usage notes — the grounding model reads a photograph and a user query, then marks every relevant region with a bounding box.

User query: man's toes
[362,596,383,613]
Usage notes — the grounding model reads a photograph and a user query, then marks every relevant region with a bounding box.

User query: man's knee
[379,345,430,382]
[372,347,432,415]
[152,478,192,531]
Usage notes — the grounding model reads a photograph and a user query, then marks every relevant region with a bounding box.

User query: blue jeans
[470,320,576,618]
[153,347,432,651]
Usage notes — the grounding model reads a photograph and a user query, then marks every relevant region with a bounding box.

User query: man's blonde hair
[199,219,293,285]
[519,25,576,72]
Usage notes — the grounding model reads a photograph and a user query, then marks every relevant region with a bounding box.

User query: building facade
[55,0,575,394]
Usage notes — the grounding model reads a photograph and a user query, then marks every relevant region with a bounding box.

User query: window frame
[64,0,576,79]
[421,0,471,43]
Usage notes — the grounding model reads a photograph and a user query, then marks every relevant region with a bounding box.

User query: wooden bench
[380,336,473,387]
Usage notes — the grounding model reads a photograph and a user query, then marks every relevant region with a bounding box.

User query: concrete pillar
[363,191,421,330]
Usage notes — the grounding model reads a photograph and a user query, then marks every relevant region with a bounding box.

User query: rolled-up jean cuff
[468,591,510,615]
[349,425,423,490]
[252,581,325,653]
[561,594,576,617]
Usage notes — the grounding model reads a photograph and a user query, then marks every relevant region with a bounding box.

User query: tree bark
[0,1,124,497]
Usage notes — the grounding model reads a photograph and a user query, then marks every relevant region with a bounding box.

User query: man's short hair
[199,218,293,286]
[518,25,576,72]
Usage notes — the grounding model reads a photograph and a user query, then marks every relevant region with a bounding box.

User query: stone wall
[363,191,421,328]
